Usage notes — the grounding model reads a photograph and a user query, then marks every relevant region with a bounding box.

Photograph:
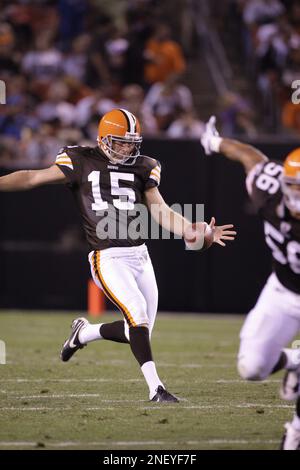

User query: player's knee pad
[237,356,268,381]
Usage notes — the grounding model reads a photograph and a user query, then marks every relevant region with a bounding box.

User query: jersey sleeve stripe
[56,156,72,162]
[56,152,70,160]
[149,174,160,184]
[55,151,74,170]
[56,155,72,161]
[150,169,160,178]
[151,165,161,174]
[56,161,74,170]
[56,159,72,165]
[150,175,160,184]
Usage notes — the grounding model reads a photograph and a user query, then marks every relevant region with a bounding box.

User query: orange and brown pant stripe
[92,250,137,328]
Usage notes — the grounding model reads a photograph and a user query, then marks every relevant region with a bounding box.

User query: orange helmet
[97,108,142,164]
[282,148,300,214]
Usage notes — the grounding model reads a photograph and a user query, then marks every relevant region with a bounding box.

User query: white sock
[79,323,103,344]
[141,361,164,399]
[292,414,300,431]
[283,348,300,370]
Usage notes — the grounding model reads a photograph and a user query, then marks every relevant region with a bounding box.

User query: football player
[0,109,236,403]
[201,116,300,449]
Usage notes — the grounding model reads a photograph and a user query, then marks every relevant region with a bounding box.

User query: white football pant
[88,244,158,341]
[238,273,300,380]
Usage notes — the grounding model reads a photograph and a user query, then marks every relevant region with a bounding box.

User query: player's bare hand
[209,217,237,247]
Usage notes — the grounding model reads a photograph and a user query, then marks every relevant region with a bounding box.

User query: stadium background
[0,0,300,452]
[1,0,299,314]
[1,139,299,313]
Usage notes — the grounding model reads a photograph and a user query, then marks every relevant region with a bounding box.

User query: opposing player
[0,109,236,403]
[201,116,300,449]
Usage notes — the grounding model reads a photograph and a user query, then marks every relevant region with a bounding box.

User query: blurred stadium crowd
[217,0,300,134]
[0,0,199,169]
[0,0,299,170]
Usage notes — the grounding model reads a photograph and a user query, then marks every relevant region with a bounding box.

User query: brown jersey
[55,145,161,251]
[246,160,300,294]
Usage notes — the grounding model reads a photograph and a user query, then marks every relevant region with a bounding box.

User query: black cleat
[151,385,179,403]
[60,317,88,362]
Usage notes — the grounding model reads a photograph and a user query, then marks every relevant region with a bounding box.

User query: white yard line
[0,378,143,383]
[158,364,233,368]
[140,403,294,410]
[0,403,294,411]
[13,396,148,401]
[0,407,71,411]
[0,378,281,387]
[213,379,281,384]
[0,439,279,447]
[0,363,235,377]
[15,394,102,399]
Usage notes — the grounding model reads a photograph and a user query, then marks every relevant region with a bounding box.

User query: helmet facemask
[98,132,142,165]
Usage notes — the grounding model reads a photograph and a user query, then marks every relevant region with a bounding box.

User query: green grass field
[0,311,295,450]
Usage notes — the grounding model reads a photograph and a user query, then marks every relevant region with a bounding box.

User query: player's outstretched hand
[200,116,221,155]
[210,217,237,247]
